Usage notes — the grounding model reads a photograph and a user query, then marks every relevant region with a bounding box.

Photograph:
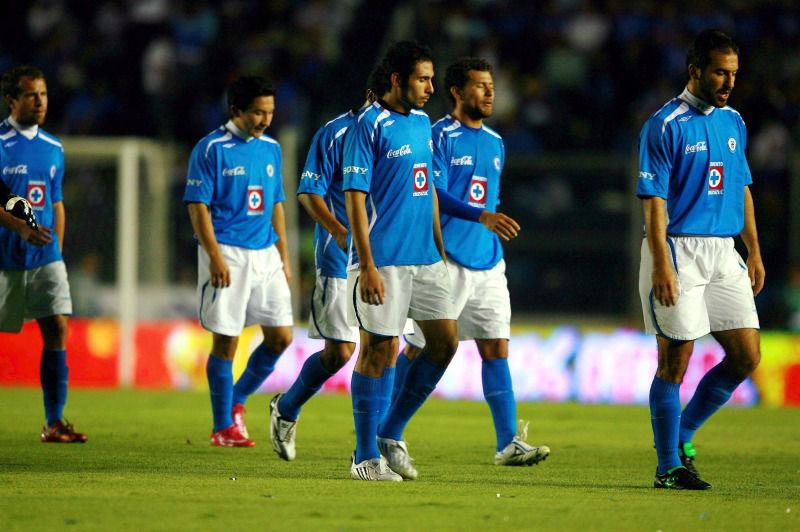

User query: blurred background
[1,1,799,402]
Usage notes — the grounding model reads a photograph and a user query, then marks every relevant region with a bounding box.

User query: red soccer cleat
[41,420,88,443]
[210,425,255,447]
[231,403,249,439]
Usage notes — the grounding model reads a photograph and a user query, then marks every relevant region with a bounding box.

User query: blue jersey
[432,115,505,270]
[342,101,439,268]
[183,122,285,250]
[637,88,752,237]
[297,110,355,279]
[0,119,64,271]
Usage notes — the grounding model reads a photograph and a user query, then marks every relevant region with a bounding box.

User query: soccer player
[268,66,389,461]
[638,29,764,490]
[395,57,550,466]
[343,41,458,481]
[0,65,87,443]
[184,76,293,447]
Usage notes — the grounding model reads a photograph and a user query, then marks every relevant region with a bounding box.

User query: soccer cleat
[350,452,403,481]
[495,420,550,466]
[232,403,249,439]
[41,420,88,443]
[269,394,297,461]
[678,441,699,477]
[654,466,711,490]
[377,437,418,480]
[209,425,255,447]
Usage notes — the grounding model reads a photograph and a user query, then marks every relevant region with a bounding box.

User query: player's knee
[264,333,292,354]
[425,336,457,365]
[39,315,68,348]
[322,342,354,371]
[725,348,761,379]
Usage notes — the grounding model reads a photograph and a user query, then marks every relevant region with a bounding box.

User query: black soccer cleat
[654,466,711,490]
[678,441,700,478]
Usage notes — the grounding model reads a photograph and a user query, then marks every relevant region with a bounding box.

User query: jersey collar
[8,116,39,140]
[679,87,715,116]
[224,120,254,142]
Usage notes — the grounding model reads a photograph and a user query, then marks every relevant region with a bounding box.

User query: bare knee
[37,315,68,350]
[402,343,422,362]
[321,341,355,372]
[723,348,761,380]
[424,335,458,366]
[262,327,293,354]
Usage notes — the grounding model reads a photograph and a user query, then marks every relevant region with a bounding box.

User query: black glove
[4,195,39,230]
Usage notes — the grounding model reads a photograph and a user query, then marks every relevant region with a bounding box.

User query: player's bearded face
[234,95,275,137]
[695,50,738,108]
[400,61,434,110]
[460,70,494,120]
[10,77,48,127]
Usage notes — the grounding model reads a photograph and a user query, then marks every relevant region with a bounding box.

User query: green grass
[0,388,798,531]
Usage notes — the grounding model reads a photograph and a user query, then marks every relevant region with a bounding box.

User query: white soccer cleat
[377,437,418,480]
[494,420,550,466]
[350,453,403,481]
[269,393,297,461]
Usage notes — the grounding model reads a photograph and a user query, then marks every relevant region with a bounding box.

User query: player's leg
[392,342,419,408]
[232,325,291,406]
[206,333,254,446]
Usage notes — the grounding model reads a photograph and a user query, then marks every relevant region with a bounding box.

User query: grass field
[0,387,798,531]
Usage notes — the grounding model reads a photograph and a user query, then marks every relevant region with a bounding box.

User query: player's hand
[5,195,39,229]
[747,253,765,296]
[479,211,520,241]
[333,228,348,251]
[209,254,230,288]
[652,265,678,307]
[359,266,384,305]
[19,224,52,247]
[282,260,293,284]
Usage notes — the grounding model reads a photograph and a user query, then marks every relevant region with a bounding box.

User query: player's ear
[688,64,700,80]
[390,71,402,89]
[449,86,461,103]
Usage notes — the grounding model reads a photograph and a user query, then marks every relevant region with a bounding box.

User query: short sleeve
[637,118,672,199]
[342,113,373,193]
[183,142,216,204]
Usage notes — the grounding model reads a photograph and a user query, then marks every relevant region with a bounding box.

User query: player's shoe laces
[209,425,255,447]
[678,441,699,477]
[350,452,403,481]
[269,394,297,461]
[41,420,88,443]
[654,466,711,490]
[377,437,418,480]
[495,420,550,466]
[231,403,249,439]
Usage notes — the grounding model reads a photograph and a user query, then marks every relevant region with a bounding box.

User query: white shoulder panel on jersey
[257,135,279,145]
[38,131,64,150]
[431,115,450,128]
[443,118,461,133]
[370,109,391,142]
[410,109,429,117]
[0,128,17,141]
[204,131,233,158]
[661,102,689,135]
[481,124,502,140]
[324,110,352,128]
[327,126,349,151]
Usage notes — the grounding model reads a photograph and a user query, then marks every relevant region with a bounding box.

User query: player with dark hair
[343,41,458,481]
[0,65,87,443]
[638,29,763,490]
[184,75,294,447]
[394,57,550,466]
[267,66,389,461]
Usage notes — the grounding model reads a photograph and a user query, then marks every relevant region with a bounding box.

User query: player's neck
[380,94,411,116]
[8,116,39,139]
[451,109,482,129]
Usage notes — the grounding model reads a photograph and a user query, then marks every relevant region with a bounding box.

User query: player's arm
[431,186,446,262]
[298,193,347,251]
[187,202,230,288]
[741,186,765,295]
[642,196,677,306]
[0,207,51,246]
[271,201,292,283]
[53,201,65,253]
[435,187,520,241]
[345,189,383,305]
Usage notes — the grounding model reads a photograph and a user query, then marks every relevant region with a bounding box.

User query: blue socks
[650,376,682,474]
[391,352,412,406]
[378,366,395,426]
[352,371,383,463]
[379,352,446,441]
[680,363,743,444]
[207,355,233,432]
[277,351,334,421]
[40,349,68,426]
[482,358,517,451]
[232,344,281,405]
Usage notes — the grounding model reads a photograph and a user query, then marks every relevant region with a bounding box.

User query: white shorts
[197,244,293,337]
[639,236,759,341]
[308,273,358,343]
[0,261,72,333]
[406,260,511,348]
[347,261,456,337]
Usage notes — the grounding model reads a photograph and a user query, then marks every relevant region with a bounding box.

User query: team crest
[27,181,46,209]
[469,176,488,207]
[728,138,736,152]
[412,163,429,197]
[247,185,264,215]
[266,164,274,177]
[494,157,501,171]
[708,163,724,195]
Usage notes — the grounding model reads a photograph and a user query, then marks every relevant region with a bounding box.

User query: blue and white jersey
[342,101,439,268]
[432,115,505,270]
[0,118,64,271]
[297,110,355,279]
[184,121,285,250]
[637,87,753,237]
